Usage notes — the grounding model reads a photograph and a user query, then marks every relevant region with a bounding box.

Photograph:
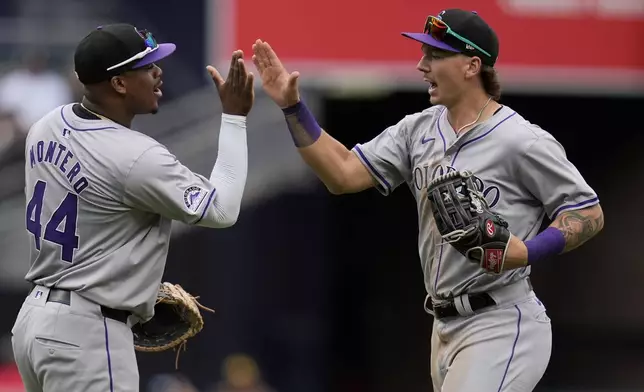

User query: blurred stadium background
[0,0,643,391]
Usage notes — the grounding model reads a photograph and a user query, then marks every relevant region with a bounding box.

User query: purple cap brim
[401,32,460,53]
[133,43,176,68]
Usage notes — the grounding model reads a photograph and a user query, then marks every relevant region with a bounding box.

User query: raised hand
[251,39,300,109]
[207,50,255,116]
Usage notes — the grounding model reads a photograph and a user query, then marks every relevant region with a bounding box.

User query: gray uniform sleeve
[351,116,411,196]
[123,115,248,228]
[519,134,599,219]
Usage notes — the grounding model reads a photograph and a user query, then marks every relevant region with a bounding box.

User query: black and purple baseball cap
[401,9,499,67]
[74,23,176,85]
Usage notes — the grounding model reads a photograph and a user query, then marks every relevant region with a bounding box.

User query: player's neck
[81,97,135,128]
[446,93,500,136]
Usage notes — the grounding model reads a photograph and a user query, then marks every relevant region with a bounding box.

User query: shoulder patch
[183,186,209,213]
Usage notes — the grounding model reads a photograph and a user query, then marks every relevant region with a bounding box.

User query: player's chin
[137,103,159,115]
[147,96,160,114]
[428,88,441,105]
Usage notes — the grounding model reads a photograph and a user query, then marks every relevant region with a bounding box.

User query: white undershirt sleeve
[123,113,249,228]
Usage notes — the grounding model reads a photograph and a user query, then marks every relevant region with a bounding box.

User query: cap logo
[466,44,475,50]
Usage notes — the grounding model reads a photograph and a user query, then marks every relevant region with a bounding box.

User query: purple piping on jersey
[103,317,115,392]
[433,241,445,291]
[451,112,517,167]
[421,136,435,145]
[497,305,522,392]
[552,197,599,218]
[60,105,118,132]
[194,189,217,225]
[436,108,447,153]
[353,145,392,194]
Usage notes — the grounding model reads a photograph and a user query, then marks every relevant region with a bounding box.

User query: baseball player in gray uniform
[11,24,255,391]
[252,9,604,392]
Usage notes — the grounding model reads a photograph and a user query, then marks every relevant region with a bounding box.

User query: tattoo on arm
[552,206,604,252]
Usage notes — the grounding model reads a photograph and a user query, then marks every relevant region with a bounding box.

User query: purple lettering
[54,144,67,166]
[44,141,57,163]
[73,177,89,194]
[59,151,73,173]
[36,141,44,162]
[66,162,81,183]
[29,145,35,168]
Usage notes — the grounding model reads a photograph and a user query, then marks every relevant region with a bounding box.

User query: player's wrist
[221,113,247,123]
[525,227,566,265]
[282,99,310,115]
[281,99,322,148]
[280,96,301,110]
[503,235,529,270]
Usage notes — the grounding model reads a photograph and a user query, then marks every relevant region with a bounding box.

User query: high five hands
[251,39,301,109]
[206,40,303,115]
[207,50,255,116]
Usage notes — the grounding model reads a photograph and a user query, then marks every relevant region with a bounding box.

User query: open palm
[251,39,300,109]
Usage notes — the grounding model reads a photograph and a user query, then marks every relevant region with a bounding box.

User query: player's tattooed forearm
[554,207,604,252]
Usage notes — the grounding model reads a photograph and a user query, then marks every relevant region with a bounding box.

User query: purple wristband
[525,227,566,264]
[282,100,322,147]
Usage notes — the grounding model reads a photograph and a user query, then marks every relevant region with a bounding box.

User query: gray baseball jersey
[23,103,241,322]
[352,104,598,300]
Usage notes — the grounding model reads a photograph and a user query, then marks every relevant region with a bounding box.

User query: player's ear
[464,56,482,80]
[110,76,127,95]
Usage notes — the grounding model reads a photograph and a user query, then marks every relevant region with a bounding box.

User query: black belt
[45,288,131,324]
[427,292,497,319]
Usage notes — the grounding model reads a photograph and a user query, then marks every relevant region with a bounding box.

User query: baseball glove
[132,282,215,368]
[427,170,511,274]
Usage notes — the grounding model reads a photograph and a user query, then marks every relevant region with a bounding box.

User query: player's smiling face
[417,44,469,107]
[119,63,164,115]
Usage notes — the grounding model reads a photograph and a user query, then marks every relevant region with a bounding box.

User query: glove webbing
[430,176,476,233]
[158,283,215,369]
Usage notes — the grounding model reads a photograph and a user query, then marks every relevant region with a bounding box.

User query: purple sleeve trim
[194,189,217,225]
[552,197,599,218]
[353,145,392,194]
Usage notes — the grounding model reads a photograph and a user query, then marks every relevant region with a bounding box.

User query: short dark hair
[480,65,501,101]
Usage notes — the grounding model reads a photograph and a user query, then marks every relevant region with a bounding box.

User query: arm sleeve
[123,114,248,228]
[350,116,412,196]
[518,134,599,220]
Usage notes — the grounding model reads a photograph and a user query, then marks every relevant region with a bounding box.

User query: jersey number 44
[26,180,79,263]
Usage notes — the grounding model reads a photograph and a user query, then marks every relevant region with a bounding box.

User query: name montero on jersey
[29,138,90,194]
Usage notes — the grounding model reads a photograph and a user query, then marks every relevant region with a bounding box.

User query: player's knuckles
[35,336,81,350]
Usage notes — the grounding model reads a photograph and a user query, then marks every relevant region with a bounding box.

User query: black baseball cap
[402,9,499,67]
[74,23,176,85]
